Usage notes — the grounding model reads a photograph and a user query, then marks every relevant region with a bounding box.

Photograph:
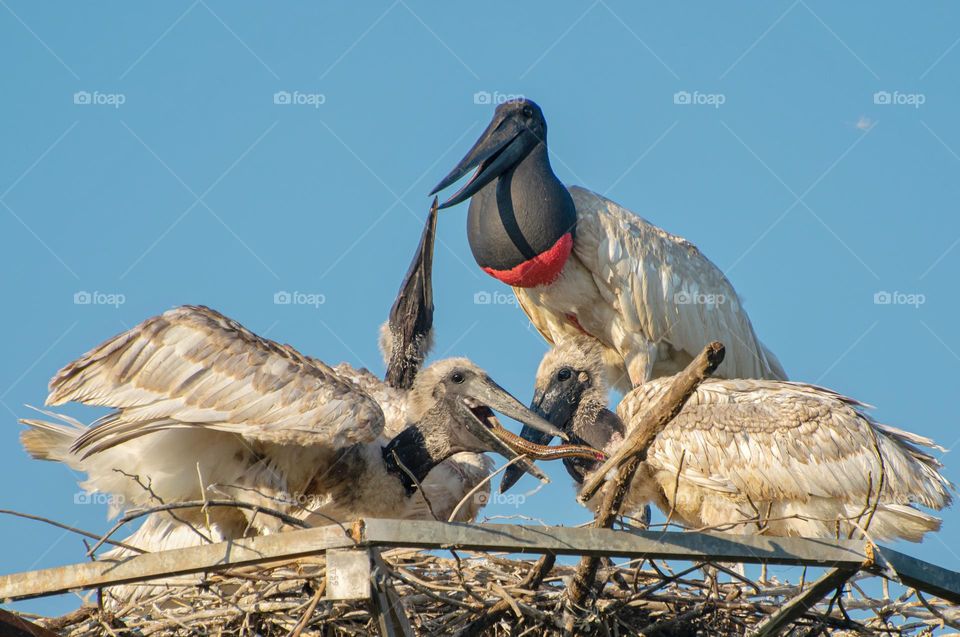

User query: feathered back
[616,378,954,542]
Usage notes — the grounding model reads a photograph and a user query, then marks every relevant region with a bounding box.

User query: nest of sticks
[11,344,959,636]
[19,547,960,636]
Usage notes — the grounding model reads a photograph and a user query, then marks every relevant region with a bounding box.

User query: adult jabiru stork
[509,337,953,542]
[430,99,786,393]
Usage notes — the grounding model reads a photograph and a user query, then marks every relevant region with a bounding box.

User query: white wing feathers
[49,305,384,456]
[570,186,785,381]
[617,379,953,539]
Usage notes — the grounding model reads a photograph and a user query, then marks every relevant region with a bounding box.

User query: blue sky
[3,1,960,618]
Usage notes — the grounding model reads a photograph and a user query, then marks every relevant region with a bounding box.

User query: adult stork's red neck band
[481,232,573,288]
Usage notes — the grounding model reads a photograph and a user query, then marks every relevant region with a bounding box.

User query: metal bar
[369,550,396,637]
[356,518,867,567]
[360,520,960,605]
[2,518,958,607]
[0,522,358,602]
[370,550,416,637]
[874,546,960,605]
[752,567,857,637]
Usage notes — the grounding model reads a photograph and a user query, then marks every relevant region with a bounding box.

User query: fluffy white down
[99,512,250,607]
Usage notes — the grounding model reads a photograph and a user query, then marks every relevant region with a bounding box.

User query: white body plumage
[617,379,951,540]
[518,187,786,392]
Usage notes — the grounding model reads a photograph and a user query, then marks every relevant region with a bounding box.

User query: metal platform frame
[1,518,958,636]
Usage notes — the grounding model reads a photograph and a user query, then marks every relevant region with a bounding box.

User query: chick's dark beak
[499,383,578,493]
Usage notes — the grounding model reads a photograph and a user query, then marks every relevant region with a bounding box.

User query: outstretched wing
[569,186,785,381]
[50,305,384,456]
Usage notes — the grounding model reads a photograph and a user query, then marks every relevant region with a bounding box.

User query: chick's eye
[451,372,465,384]
[557,368,572,381]
[522,106,533,118]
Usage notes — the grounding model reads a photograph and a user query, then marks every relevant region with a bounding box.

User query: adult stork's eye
[522,105,534,118]
[451,372,465,384]
[557,368,572,381]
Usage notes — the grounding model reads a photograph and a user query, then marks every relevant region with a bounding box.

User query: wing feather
[49,305,384,456]
[620,379,952,510]
[569,186,785,380]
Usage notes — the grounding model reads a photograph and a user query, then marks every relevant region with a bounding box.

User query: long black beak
[499,384,579,493]
[465,376,566,441]
[430,117,529,209]
[384,198,437,390]
[459,375,566,483]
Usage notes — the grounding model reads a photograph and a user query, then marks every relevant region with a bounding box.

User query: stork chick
[21,306,588,532]
[506,337,953,542]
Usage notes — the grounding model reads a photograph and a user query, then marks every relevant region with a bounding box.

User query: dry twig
[565,341,726,627]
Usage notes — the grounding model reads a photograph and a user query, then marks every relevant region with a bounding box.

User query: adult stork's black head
[430,99,577,288]
[431,99,547,209]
